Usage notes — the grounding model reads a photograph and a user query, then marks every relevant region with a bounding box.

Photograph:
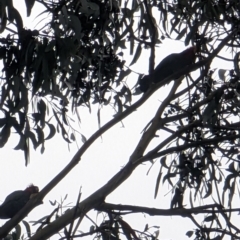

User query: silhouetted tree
[1,0,240,239]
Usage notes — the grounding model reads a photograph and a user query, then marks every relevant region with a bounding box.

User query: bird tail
[139,75,152,92]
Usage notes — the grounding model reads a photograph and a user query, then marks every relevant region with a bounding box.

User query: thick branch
[133,80,182,162]
[97,202,240,216]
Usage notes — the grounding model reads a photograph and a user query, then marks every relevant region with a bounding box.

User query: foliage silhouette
[1,0,240,240]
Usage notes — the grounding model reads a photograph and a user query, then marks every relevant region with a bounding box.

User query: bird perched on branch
[139,46,197,92]
[0,185,39,219]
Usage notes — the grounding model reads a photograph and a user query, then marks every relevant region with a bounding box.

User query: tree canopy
[1,0,240,239]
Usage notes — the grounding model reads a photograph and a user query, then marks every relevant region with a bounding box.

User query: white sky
[0,1,237,240]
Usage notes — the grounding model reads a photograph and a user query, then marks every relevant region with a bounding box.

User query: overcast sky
[0,1,236,240]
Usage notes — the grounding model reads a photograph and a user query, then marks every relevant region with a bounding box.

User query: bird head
[190,46,197,53]
[25,184,39,194]
[181,46,197,64]
[186,46,197,55]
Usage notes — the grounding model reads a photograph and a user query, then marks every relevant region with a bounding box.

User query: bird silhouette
[139,46,196,92]
[0,185,39,219]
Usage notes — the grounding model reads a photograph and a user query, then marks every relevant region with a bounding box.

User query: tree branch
[142,133,240,161]
[96,202,240,216]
